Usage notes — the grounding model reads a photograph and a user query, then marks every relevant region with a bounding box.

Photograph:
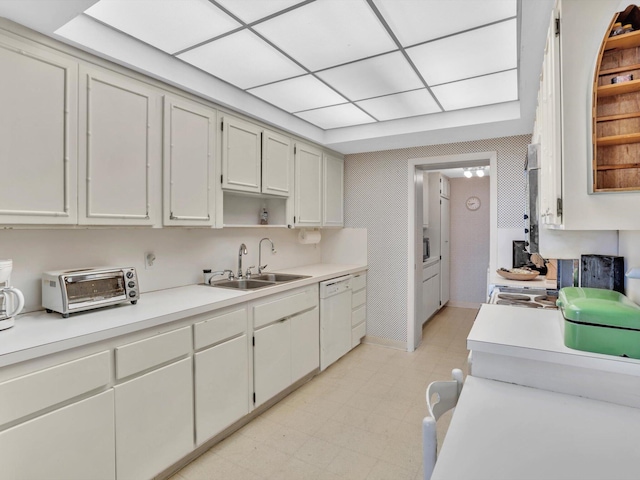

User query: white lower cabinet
[195,335,249,444]
[114,357,194,480]
[422,261,440,323]
[0,390,115,480]
[254,319,291,407]
[291,308,320,382]
[351,272,367,347]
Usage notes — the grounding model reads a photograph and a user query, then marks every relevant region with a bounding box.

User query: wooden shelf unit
[592,5,640,192]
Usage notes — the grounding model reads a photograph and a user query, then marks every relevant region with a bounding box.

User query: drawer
[352,289,366,309]
[0,350,110,427]
[352,321,366,347]
[194,307,247,350]
[352,272,367,292]
[116,326,191,379]
[423,262,439,281]
[253,285,318,330]
[352,304,366,327]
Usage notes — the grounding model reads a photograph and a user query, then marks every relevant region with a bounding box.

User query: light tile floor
[172,306,477,480]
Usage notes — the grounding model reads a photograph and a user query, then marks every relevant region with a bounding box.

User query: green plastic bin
[557,287,640,359]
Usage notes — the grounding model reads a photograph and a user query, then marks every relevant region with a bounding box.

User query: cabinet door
[163,96,216,226]
[0,37,78,224]
[322,153,344,227]
[253,319,291,407]
[222,116,261,194]
[291,307,319,382]
[295,142,323,227]
[262,129,291,197]
[0,390,115,480]
[422,172,429,228]
[195,335,249,445]
[320,290,352,371]
[78,66,159,225]
[115,358,193,480]
[440,175,450,199]
[422,278,429,323]
[440,197,450,306]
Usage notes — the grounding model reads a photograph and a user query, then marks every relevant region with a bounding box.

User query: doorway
[407,152,497,351]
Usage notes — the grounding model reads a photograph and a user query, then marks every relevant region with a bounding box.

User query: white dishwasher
[319,275,353,371]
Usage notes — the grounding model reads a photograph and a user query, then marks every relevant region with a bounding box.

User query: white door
[322,153,344,227]
[290,307,319,382]
[78,66,158,225]
[0,390,115,480]
[440,197,451,306]
[320,290,352,371]
[163,96,216,226]
[115,358,194,480]
[262,129,291,197]
[0,37,78,225]
[253,319,291,407]
[221,116,261,194]
[194,335,249,445]
[295,142,323,227]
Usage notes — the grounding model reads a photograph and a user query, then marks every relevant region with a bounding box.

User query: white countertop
[0,263,366,368]
[468,303,640,377]
[432,375,640,480]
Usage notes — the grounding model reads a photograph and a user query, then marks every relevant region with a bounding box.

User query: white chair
[422,368,464,480]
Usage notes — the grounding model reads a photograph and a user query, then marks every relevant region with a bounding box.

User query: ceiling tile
[85,0,240,54]
[295,104,376,129]
[316,52,423,101]
[253,0,396,71]
[248,75,347,112]
[373,0,516,46]
[178,30,305,89]
[407,19,517,86]
[356,89,441,121]
[215,0,306,24]
[431,69,518,111]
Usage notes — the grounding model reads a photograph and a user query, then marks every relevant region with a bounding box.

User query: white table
[431,375,640,480]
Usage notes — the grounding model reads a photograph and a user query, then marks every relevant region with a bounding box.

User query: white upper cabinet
[322,153,344,227]
[0,35,78,225]
[440,175,451,199]
[262,129,292,197]
[222,115,292,198]
[422,172,430,228]
[221,115,261,194]
[294,142,323,227]
[78,66,160,225]
[163,96,216,226]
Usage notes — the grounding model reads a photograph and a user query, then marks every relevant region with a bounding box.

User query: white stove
[488,286,559,309]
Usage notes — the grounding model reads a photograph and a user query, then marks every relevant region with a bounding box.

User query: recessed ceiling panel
[432,69,518,111]
[85,0,240,54]
[316,52,423,101]
[356,89,441,121]
[408,19,517,87]
[178,30,305,89]
[215,0,306,24]
[248,75,347,112]
[253,0,397,71]
[295,104,376,129]
[373,0,516,46]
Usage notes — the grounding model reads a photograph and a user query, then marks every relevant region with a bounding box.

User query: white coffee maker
[0,260,25,331]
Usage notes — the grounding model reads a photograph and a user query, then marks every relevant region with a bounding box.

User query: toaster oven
[42,267,139,317]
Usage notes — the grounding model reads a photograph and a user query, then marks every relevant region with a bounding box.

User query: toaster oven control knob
[129,291,137,298]
[126,271,134,279]
[128,281,135,288]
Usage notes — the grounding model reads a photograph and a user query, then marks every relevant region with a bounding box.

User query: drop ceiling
[0,0,554,154]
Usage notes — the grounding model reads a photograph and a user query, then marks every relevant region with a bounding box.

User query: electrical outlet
[145,252,156,270]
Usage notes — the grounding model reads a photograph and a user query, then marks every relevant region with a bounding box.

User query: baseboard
[362,335,407,351]
[445,300,482,309]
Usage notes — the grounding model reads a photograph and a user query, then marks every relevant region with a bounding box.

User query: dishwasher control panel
[319,275,353,298]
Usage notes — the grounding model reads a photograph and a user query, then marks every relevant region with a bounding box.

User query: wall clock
[466,196,481,211]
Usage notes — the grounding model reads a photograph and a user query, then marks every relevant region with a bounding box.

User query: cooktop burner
[490,287,559,309]
[533,295,558,307]
[498,293,531,301]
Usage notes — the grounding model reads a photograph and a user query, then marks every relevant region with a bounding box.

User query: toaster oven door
[64,272,127,309]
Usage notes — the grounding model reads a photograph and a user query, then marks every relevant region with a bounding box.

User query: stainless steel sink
[251,273,311,283]
[210,279,276,290]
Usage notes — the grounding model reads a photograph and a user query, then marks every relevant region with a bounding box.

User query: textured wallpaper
[344,134,531,345]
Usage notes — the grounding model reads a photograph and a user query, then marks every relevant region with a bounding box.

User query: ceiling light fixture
[463,166,487,178]
[476,169,485,177]
[463,169,473,178]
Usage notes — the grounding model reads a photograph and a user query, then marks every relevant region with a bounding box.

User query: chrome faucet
[258,238,276,274]
[237,243,248,278]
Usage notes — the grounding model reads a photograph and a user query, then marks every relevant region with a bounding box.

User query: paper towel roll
[298,229,321,245]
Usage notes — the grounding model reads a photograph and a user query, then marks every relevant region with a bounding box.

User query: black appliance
[423,237,430,262]
[581,254,625,294]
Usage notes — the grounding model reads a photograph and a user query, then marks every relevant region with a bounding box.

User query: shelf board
[599,63,640,76]
[595,162,640,171]
[597,78,640,97]
[596,132,640,146]
[596,111,640,122]
[605,30,640,50]
[594,185,640,192]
